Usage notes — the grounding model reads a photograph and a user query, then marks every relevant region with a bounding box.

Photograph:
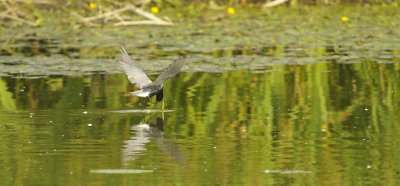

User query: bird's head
[155,88,163,103]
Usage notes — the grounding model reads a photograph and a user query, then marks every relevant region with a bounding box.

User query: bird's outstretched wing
[119,46,152,89]
[152,57,185,86]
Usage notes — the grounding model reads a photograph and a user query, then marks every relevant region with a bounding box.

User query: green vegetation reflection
[0,61,400,185]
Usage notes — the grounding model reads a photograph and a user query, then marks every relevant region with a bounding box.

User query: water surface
[1,7,400,185]
[1,61,400,185]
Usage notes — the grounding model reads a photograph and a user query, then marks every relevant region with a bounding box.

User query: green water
[1,6,400,186]
[1,62,400,185]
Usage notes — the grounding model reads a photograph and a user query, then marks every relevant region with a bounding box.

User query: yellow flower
[89,2,96,9]
[341,16,349,22]
[151,7,159,14]
[227,7,235,15]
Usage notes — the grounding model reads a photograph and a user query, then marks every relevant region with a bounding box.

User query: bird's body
[130,89,151,97]
[119,46,184,102]
[130,86,163,102]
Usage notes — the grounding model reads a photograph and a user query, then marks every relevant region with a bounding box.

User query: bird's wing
[152,57,185,86]
[119,46,152,89]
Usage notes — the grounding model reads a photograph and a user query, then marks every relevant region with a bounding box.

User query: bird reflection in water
[121,116,185,166]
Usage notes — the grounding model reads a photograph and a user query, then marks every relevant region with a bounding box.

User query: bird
[119,46,185,103]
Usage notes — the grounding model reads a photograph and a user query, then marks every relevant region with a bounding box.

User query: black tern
[119,46,184,103]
